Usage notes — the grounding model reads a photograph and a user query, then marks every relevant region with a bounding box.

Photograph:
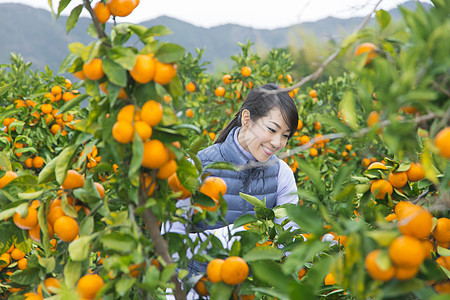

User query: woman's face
[238,107,291,162]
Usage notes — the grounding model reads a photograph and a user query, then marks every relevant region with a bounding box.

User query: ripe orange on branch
[142,139,169,169]
[76,273,104,299]
[13,206,38,230]
[107,0,139,17]
[388,235,426,268]
[0,171,18,189]
[54,216,79,242]
[62,170,85,189]
[354,42,379,65]
[370,179,393,199]
[130,54,155,84]
[153,59,177,85]
[207,258,225,283]
[94,1,111,23]
[434,127,450,159]
[140,100,163,126]
[82,58,104,81]
[220,256,249,285]
[406,162,425,182]
[365,249,395,281]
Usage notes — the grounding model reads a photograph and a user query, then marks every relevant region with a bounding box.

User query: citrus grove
[0,0,449,299]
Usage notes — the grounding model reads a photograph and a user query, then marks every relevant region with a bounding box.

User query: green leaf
[64,261,82,289]
[240,192,265,208]
[129,133,143,187]
[243,246,283,262]
[255,207,275,220]
[340,91,358,129]
[10,268,40,285]
[252,261,290,291]
[297,188,320,203]
[38,157,58,184]
[144,25,172,37]
[203,161,239,172]
[38,256,55,274]
[210,282,233,300]
[108,46,137,70]
[18,190,43,201]
[285,204,326,236]
[66,4,83,34]
[57,0,71,17]
[233,214,258,229]
[296,160,325,194]
[115,277,136,296]
[376,9,391,30]
[160,263,177,283]
[281,240,330,274]
[103,58,128,87]
[156,43,185,63]
[69,236,92,261]
[55,144,80,186]
[58,52,79,74]
[58,94,88,114]
[100,232,137,253]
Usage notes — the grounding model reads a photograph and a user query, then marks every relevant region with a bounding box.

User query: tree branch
[139,194,186,300]
[83,0,108,41]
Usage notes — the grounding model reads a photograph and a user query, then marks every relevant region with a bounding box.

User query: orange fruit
[153,58,177,85]
[200,177,227,200]
[385,213,398,222]
[434,127,450,158]
[44,277,61,294]
[207,258,225,283]
[13,206,38,230]
[107,0,137,17]
[313,121,321,131]
[186,82,196,92]
[222,74,232,84]
[433,280,450,294]
[432,218,450,243]
[62,170,85,189]
[47,206,66,227]
[17,258,27,270]
[73,70,86,80]
[394,201,414,218]
[194,276,209,297]
[168,173,191,199]
[129,262,146,277]
[395,265,419,281]
[221,256,249,285]
[309,89,318,98]
[82,58,104,81]
[140,100,163,126]
[309,147,318,157]
[297,119,303,130]
[54,216,79,242]
[215,86,225,97]
[354,42,379,65]
[112,121,134,144]
[15,99,26,108]
[397,204,432,239]
[94,182,105,199]
[117,104,137,123]
[406,162,425,182]
[134,121,152,141]
[365,249,395,281]
[0,253,11,267]
[29,222,54,242]
[24,157,33,168]
[0,171,18,188]
[298,268,307,280]
[241,66,251,77]
[370,179,393,199]
[367,111,380,127]
[421,239,434,259]
[76,273,104,299]
[32,156,44,168]
[324,272,337,285]
[11,248,26,260]
[185,108,194,118]
[436,256,450,271]
[40,103,53,114]
[388,235,426,268]
[299,135,310,145]
[388,171,408,189]
[156,159,177,179]
[130,54,155,84]
[142,139,169,169]
[93,1,111,23]
[51,85,62,95]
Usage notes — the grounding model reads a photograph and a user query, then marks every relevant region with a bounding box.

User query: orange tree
[0,0,449,300]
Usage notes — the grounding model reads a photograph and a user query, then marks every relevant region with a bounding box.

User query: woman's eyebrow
[269,121,281,129]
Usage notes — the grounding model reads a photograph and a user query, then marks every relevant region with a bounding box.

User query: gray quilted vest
[197,127,279,229]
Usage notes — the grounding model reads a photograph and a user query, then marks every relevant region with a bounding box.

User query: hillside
[0,1,430,74]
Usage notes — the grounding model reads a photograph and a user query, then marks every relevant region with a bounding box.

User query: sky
[0,0,432,29]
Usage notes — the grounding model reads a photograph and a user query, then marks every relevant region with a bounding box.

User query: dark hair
[215,83,299,144]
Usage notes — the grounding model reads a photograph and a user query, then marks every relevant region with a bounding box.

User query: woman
[165,83,299,285]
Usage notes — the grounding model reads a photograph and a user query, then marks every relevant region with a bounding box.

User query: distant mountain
[0,1,431,74]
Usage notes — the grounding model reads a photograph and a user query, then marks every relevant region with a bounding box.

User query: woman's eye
[267,127,276,133]
[283,134,290,139]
